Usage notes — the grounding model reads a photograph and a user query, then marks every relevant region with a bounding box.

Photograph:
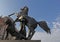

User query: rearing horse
[18,15,51,40]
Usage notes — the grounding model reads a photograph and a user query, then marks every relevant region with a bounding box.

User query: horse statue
[6,6,51,40]
[18,15,51,40]
[12,6,51,40]
[0,16,27,40]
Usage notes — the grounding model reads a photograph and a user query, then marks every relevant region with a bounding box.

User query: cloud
[52,16,60,29]
[53,22,60,29]
[31,28,60,42]
[31,16,60,42]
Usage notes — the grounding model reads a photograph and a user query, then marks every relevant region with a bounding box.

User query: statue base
[0,40,41,42]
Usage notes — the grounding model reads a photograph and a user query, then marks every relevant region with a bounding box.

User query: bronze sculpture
[13,6,51,40]
[0,6,51,40]
[18,16,51,39]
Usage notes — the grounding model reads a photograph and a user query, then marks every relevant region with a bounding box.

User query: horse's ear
[38,21,51,34]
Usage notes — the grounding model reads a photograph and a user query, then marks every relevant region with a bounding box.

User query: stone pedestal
[0,40,41,42]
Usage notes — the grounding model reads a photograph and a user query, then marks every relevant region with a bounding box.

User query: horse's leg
[22,23,26,40]
[28,27,35,40]
[5,31,9,40]
[19,22,26,40]
[28,30,35,40]
[28,29,31,38]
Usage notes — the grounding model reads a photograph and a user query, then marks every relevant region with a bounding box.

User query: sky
[0,0,60,42]
[32,16,60,42]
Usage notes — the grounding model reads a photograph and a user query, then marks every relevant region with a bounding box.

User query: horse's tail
[37,21,51,34]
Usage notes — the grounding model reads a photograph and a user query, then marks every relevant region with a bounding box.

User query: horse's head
[20,6,29,15]
[21,6,29,11]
